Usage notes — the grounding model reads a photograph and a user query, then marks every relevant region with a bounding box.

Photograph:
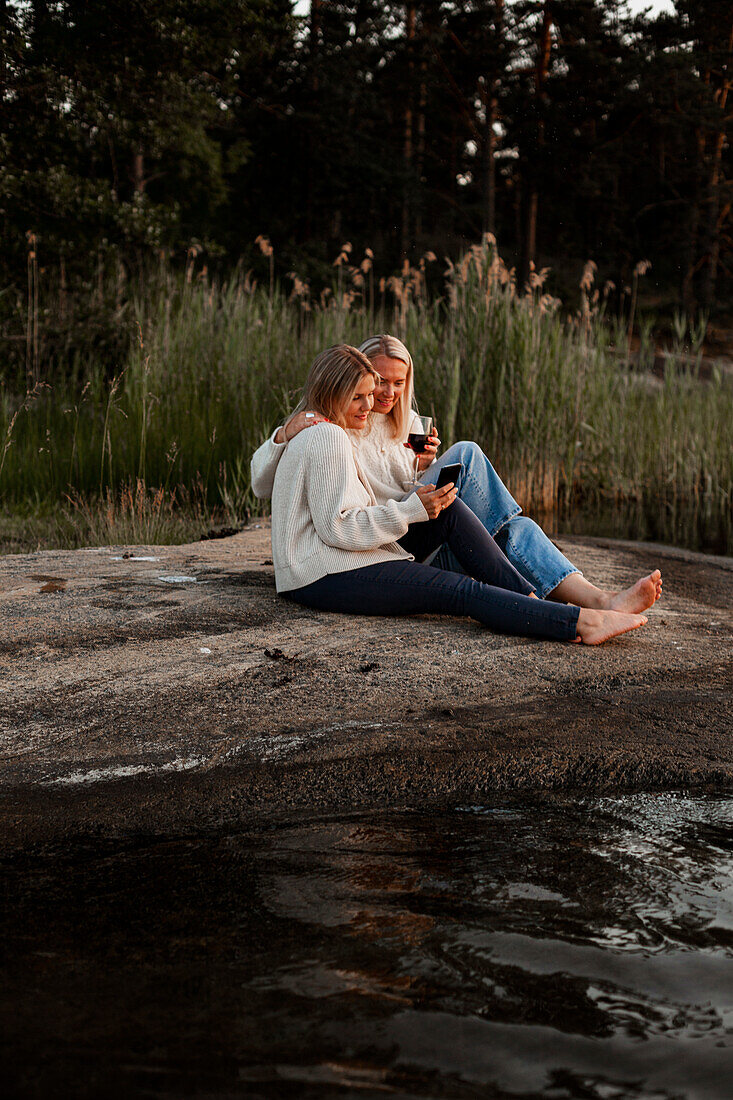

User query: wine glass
[407,415,433,484]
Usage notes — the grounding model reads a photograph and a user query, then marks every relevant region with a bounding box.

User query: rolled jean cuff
[560,603,581,640]
[542,566,582,600]
[494,517,581,599]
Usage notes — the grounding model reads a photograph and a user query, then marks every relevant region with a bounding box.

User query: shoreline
[1,523,731,849]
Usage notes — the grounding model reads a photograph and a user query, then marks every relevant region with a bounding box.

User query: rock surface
[1,523,731,846]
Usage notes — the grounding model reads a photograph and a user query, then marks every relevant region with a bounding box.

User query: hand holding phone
[435,462,462,490]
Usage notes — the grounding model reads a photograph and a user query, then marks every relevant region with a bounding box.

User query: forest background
[1,1,732,553]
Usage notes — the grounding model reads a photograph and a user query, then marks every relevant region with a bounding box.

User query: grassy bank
[2,238,732,554]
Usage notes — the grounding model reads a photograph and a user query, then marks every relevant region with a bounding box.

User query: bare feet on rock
[605,570,662,614]
[575,608,648,645]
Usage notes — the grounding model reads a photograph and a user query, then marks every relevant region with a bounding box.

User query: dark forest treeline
[1,0,732,345]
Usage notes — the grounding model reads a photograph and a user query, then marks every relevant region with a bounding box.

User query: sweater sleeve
[250,428,286,499]
[305,425,428,550]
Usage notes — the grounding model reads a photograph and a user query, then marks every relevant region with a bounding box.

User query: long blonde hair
[357,333,415,440]
[288,344,377,430]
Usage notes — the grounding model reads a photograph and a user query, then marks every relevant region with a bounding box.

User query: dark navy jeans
[287,499,580,641]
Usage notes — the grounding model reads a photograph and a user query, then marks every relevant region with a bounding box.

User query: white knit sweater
[270,421,428,593]
[250,413,435,505]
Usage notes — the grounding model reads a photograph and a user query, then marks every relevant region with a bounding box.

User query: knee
[445,440,483,467]
[441,497,461,522]
[504,515,543,545]
[441,496,471,530]
[429,500,456,533]
[509,515,540,533]
[455,440,482,459]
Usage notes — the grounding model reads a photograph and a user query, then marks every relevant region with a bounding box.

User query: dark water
[552,500,733,558]
[3,791,733,1099]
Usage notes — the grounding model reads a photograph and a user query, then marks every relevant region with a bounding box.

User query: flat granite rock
[1,522,731,845]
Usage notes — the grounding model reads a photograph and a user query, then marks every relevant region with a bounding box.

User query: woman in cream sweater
[265,344,648,644]
[252,333,662,618]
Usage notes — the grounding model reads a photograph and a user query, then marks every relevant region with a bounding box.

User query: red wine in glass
[408,415,433,483]
[407,432,429,454]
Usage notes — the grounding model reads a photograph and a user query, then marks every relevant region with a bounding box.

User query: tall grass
[1,235,732,552]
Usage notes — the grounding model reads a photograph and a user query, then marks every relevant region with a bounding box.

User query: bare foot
[575,608,648,645]
[605,570,662,614]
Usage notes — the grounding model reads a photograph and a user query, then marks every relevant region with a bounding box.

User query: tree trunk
[31,0,49,52]
[310,0,321,92]
[482,84,498,236]
[698,19,733,311]
[482,0,504,236]
[525,191,539,280]
[449,123,458,236]
[304,0,322,241]
[132,150,145,195]
[415,56,427,240]
[681,129,705,315]
[401,2,416,257]
[0,1,8,98]
[521,3,552,286]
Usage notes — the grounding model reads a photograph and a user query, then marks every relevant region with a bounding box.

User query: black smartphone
[435,462,462,490]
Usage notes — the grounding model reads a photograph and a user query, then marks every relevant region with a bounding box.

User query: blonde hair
[289,344,377,430]
[357,333,415,440]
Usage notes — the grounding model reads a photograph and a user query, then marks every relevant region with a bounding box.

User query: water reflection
[551,498,733,557]
[2,792,732,1098]
[252,793,733,1097]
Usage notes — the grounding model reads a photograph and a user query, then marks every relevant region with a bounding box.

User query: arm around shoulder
[250,428,287,499]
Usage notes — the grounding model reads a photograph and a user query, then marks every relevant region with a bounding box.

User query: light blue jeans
[418,441,580,598]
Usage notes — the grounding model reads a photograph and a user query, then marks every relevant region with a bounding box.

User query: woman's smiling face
[370,355,409,414]
[343,375,375,429]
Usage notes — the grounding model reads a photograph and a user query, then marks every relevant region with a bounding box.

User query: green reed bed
[1,237,732,553]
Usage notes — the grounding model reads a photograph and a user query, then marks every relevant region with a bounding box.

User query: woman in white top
[266,344,648,644]
[252,333,662,617]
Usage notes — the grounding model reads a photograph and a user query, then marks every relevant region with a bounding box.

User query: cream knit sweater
[269,421,429,593]
[251,413,435,505]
